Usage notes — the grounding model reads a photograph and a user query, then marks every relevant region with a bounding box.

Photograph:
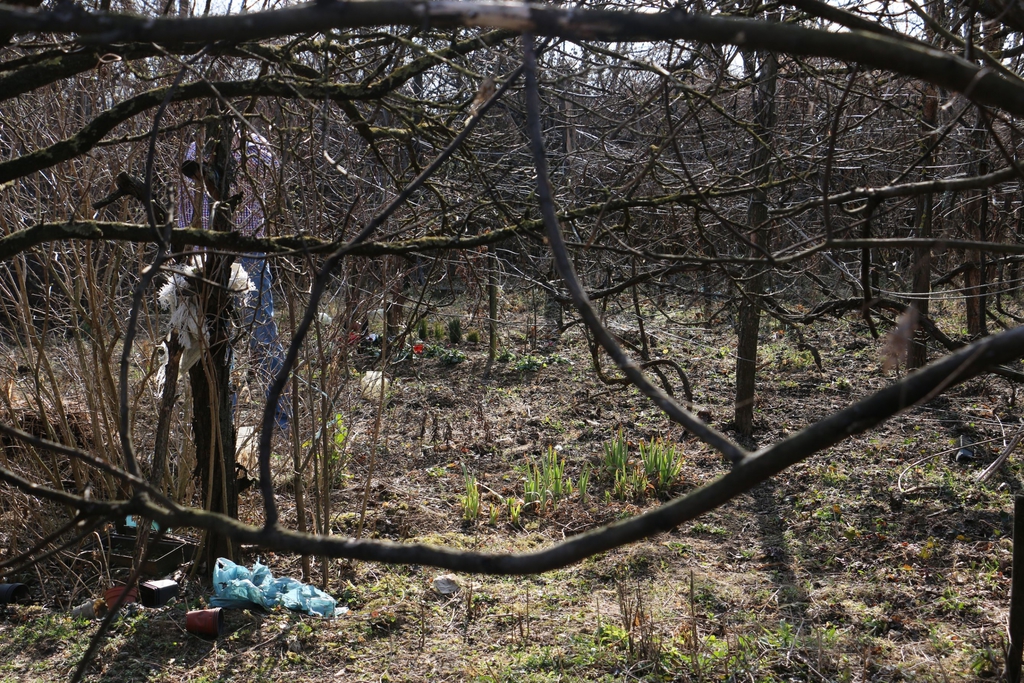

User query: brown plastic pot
[104,585,138,608]
[186,608,223,637]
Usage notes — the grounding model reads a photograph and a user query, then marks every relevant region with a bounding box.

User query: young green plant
[603,428,629,477]
[640,438,683,494]
[460,466,481,521]
[524,446,569,514]
[506,497,523,526]
[448,317,462,344]
[578,463,591,506]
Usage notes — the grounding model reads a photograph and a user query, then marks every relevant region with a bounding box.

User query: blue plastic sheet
[210,558,342,617]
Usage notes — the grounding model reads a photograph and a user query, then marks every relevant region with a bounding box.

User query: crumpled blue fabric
[210,558,342,617]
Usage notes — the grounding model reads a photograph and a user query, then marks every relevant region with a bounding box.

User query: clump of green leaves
[425,345,467,365]
[513,354,546,373]
[432,321,445,340]
[496,348,516,362]
[466,328,481,344]
[524,446,571,514]
[506,497,523,526]
[639,438,683,494]
[614,464,650,501]
[603,428,629,477]
[604,429,671,500]
[329,413,351,485]
[509,353,569,374]
[440,348,467,365]
[448,317,462,344]
[460,466,481,521]
[417,318,429,340]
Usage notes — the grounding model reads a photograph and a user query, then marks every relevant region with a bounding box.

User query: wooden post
[1008,495,1024,682]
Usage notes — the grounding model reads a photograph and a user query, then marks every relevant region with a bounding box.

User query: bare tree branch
[5,2,1024,119]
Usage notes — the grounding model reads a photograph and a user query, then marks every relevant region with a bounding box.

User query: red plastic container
[186,608,223,637]
[104,585,138,609]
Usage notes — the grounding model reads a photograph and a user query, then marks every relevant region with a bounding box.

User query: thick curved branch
[0,460,124,514]
[22,222,1024,271]
[5,2,1024,117]
[0,421,173,506]
[0,79,343,185]
[827,238,1024,256]
[762,294,1024,382]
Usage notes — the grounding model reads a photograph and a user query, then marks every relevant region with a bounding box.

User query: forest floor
[0,296,1020,682]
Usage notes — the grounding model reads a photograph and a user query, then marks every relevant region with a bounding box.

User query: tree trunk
[965,110,990,339]
[908,83,938,369]
[191,115,239,568]
[485,249,498,377]
[543,259,563,338]
[284,281,310,581]
[189,253,239,567]
[964,25,1001,339]
[734,47,777,438]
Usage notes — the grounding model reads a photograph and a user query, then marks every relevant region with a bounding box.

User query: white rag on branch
[153,255,254,396]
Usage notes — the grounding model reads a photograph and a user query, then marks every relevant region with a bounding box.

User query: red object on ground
[186,608,224,637]
[104,585,138,608]
[413,343,424,354]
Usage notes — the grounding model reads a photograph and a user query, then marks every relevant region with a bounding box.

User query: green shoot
[603,428,629,477]
[640,438,683,494]
[460,466,481,521]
